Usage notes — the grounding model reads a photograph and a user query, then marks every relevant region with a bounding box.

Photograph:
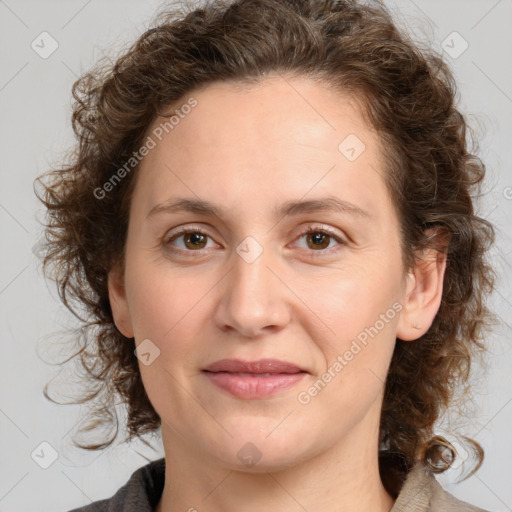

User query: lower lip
[203,371,307,399]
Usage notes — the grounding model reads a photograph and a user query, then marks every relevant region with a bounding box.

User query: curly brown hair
[34,0,497,497]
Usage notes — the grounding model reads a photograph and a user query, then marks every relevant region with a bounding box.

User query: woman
[34,0,497,510]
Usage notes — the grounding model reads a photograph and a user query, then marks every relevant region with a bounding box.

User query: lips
[203,358,306,374]
[202,358,308,399]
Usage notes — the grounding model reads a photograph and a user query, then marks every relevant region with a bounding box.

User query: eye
[163,224,346,257]
[164,227,216,254]
[293,224,346,255]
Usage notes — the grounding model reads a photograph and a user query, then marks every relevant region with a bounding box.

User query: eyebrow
[146,196,371,221]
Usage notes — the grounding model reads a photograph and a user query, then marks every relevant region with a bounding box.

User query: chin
[219,446,308,474]
[201,422,317,473]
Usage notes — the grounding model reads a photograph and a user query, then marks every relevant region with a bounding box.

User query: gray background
[0,0,511,511]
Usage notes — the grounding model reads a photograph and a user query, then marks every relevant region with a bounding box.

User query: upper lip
[203,358,307,374]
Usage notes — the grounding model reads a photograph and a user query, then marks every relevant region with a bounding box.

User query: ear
[108,264,134,339]
[396,228,449,341]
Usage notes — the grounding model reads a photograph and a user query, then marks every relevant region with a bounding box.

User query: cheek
[295,260,402,345]
[125,255,204,338]
[303,286,398,424]
[125,261,220,381]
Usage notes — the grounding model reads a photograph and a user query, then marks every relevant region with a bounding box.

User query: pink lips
[203,358,307,399]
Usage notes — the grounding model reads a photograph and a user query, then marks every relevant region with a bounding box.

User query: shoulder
[391,461,492,512]
[66,457,166,512]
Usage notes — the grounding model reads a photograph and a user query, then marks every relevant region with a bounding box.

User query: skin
[108,74,447,512]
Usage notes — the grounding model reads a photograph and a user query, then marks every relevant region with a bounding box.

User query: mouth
[202,358,308,399]
[203,358,307,374]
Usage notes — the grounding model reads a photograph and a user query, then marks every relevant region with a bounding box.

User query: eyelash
[163,224,346,258]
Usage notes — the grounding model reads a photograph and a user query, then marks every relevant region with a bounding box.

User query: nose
[212,238,291,339]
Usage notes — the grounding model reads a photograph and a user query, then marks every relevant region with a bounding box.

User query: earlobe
[107,266,134,339]
[396,229,449,342]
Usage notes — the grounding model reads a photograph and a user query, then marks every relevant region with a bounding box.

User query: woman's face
[109,75,425,471]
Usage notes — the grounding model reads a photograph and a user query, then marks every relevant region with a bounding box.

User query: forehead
[129,75,393,224]
[149,74,371,146]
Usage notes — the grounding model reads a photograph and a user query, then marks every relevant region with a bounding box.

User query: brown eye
[305,231,331,250]
[182,231,208,250]
[294,225,346,255]
[163,224,346,258]
[165,228,214,253]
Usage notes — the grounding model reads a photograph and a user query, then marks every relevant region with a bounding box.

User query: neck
[155,408,396,512]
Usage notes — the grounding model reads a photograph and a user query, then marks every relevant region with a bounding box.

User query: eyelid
[292,223,347,254]
[296,223,345,241]
[163,225,218,252]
